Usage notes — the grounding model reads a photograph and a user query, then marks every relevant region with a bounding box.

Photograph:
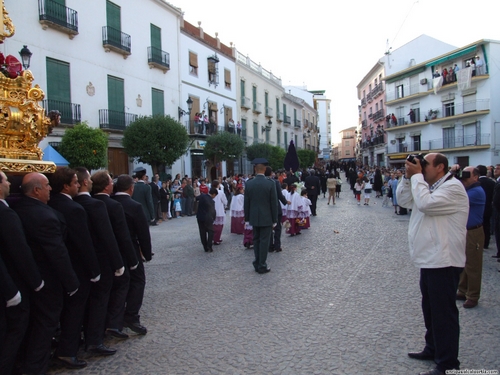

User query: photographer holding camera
[452,166,485,309]
[397,153,469,375]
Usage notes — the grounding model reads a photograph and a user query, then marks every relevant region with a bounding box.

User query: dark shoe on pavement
[106,328,129,339]
[124,321,148,335]
[463,299,478,308]
[269,247,275,252]
[257,267,271,274]
[54,356,87,369]
[86,344,117,356]
[456,293,466,301]
[408,351,434,360]
[492,255,500,258]
[418,368,445,375]
[275,248,282,252]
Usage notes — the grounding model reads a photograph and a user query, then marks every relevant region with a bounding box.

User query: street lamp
[178,96,193,118]
[19,45,32,70]
[261,119,272,134]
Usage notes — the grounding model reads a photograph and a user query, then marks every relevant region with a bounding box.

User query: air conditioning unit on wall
[420,78,428,85]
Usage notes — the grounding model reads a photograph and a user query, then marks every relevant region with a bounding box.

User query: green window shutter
[240,80,245,97]
[150,24,161,49]
[284,132,288,148]
[107,75,124,112]
[46,57,70,103]
[241,119,247,138]
[52,0,65,4]
[106,1,121,31]
[277,129,281,146]
[283,104,287,118]
[252,86,257,102]
[265,92,269,108]
[253,122,258,140]
[151,88,164,116]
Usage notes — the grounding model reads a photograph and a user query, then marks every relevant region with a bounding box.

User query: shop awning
[388,153,408,160]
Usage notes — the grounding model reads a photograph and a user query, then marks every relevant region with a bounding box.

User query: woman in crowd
[373,168,383,198]
[159,181,170,221]
[326,172,337,205]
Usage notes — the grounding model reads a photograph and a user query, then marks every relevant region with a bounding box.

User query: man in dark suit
[305,169,321,216]
[74,167,125,356]
[132,167,156,226]
[265,166,290,253]
[150,174,161,222]
[113,174,153,335]
[48,167,101,369]
[492,164,500,260]
[0,171,44,374]
[0,255,20,356]
[477,165,495,249]
[244,158,278,274]
[12,172,80,375]
[196,187,217,252]
[91,170,139,339]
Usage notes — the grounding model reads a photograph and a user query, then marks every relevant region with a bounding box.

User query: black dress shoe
[54,356,87,369]
[86,344,117,356]
[492,255,500,258]
[275,248,282,252]
[106,328,129,339]
[124,321,147,335]
[257,267,271,274]
[408,351,434,360]
[418,368,445,375]
[269,248,275,252]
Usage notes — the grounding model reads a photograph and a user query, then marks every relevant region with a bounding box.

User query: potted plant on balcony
[428,109,439,120]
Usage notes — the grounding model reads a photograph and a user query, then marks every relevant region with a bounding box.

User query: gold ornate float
[0,0,57,174]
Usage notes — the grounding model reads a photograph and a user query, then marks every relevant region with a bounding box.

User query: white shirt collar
[0,199,8,207]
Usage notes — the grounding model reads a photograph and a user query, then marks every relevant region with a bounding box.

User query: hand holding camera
[405,154,427,178]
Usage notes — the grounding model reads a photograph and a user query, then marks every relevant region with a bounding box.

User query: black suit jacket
[150,182,160,202]
[112,194,152,261]
[0,202,42,294]
[12,196,79,293]
[48,193,101,280]
[93,194,139,268]
[479,176,495,215]
[271,178,287,216]
[305,175,321,196]
[73,194,124,271]
[0,255,18,302]
[493,180,500,212]
[196,194,216,222]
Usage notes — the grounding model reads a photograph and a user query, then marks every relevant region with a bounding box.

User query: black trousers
[420,267,462,371]
[124,259,145,325]
[84,262,114,346]
[55,279,91,357]
[197,219,214,251]
[483,208,492,248]
[271,215,283,250]
[495,211,500,256]
[0,287,30,375]
[252,226,272,271]
[23,282,64,374]
[106,264,130,331]
[307,193,318,215]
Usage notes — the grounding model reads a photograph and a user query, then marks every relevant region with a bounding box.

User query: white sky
[176,0,500,143]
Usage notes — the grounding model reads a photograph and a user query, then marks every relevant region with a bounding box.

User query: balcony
[241,96,251,109]
[102,26,131,58]
[276,111,283,122]
[253,102,262,114]
[38,0,78,38]
[361,119,367,128]
[147,46,170,73]
[294,119,301,128]
[42,99,81,125]
[387,134,490,153]
[265,107,273,118]
[372,109,385,122]
[361,97,367,107]
[371,83,384,98]
[99,109,137,131]
[283,115,291,125]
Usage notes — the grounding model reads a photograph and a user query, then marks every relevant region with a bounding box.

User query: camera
[406,153,427,167]
[453,168,471,180]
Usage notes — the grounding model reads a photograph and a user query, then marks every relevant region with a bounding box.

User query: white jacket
[396,172,468,269]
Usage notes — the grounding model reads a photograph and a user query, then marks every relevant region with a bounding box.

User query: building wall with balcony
[236,52,284,149]
[384,39,500,167]
[312,94,332,156]
[7,0,183,175]
[337,127,356,161]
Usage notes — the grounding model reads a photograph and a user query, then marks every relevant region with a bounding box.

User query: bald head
[22,173,52,204]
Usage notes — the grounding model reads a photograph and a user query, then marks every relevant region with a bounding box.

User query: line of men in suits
[0,168,152,375]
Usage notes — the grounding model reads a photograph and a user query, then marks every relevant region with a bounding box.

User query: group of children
[230,182,312,248]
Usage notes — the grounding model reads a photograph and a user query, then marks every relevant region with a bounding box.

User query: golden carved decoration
[0,2,15,43]
[0,158,56,174]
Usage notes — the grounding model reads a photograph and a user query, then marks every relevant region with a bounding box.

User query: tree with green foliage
[58,122,108,170]
[245,143,286,171]
[203,132,245,162]
[297,149,317,169]
[122,115,189,174]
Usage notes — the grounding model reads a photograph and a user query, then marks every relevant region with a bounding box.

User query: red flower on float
[5,55,23,78]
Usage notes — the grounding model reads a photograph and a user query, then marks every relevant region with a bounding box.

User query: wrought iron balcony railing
[42,99,81,125]
[99,109,137,131]
[38,0,78,37]
[147,46,170,72]
[102,26,131,57]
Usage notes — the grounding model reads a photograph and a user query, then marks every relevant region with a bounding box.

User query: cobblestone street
[50,185,500,374]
